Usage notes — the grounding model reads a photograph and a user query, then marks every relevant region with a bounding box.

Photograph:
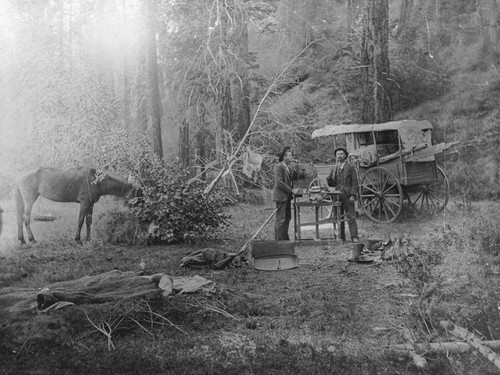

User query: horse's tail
[15,185,25,241]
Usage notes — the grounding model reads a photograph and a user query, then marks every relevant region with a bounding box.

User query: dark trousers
[340,194,358,241]
[274,200,291,241]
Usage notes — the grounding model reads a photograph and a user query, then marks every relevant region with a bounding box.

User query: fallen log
[389,340,500,353]
[441,320,500,370]
[402,328,427,369]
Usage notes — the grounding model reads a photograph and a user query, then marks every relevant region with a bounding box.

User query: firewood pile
[366,233,420,261]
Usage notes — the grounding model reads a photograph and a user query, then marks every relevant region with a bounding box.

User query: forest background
[0,0,499,201]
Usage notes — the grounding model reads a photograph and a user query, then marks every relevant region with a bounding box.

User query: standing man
[326,147,359,242]
[273,146,300,241]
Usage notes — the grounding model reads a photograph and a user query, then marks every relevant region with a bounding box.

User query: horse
[16,167,138,245]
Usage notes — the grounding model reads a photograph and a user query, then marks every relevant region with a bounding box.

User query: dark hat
[334,147,349,157]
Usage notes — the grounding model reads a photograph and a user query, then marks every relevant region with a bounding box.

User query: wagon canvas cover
[311,120,433,142]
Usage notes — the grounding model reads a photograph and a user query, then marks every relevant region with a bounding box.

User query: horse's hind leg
[75,203,89,245]
[16,187,26,244]
[23,197,38,243]
[18,189,38,244]
[85,203,94,241]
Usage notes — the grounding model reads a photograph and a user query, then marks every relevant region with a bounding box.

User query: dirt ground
[1,197,500,374]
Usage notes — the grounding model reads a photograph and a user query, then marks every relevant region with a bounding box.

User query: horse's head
[123,174,143,201]
[92,171,141,200]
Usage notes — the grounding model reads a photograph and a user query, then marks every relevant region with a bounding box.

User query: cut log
[402,328,428,368]
[441,320,500,370]
[390,340,500,353]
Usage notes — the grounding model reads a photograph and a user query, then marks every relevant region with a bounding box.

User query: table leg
[332,205,338,240]
[315,206,319,239]
[297,205,302,244]
[340,206,346,241]
[293,201,297,240]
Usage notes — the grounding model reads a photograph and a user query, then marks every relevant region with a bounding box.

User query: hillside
[258,3,500,200]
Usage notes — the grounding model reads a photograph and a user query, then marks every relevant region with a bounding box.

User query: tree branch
[202,39,320,196]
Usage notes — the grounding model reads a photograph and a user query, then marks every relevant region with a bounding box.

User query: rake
[213,208,278,270]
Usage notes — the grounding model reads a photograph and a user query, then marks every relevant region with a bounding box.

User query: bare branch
[203,39,320,196]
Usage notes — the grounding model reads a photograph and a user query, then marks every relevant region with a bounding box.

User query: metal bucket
[251,241,299,271]
[352,243,365,259]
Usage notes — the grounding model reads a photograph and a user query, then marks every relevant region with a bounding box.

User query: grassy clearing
[1,197,500,374]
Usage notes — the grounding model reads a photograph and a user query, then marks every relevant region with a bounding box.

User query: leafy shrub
[467,211,500,256]
[92,209,147,246]
[128,155,230,244]
[395,242,444,290]
[444,158,493,200]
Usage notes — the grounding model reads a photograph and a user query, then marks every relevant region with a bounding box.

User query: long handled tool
[213,208,278,270]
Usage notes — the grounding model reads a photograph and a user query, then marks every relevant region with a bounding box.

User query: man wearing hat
[326,147,359,242]
[273,146,301,240]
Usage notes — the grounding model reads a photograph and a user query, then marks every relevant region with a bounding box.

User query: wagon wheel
[405,165,449,216]
[308,177,333,220]
[360,166,403,223]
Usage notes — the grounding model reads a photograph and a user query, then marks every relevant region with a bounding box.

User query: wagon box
[311,120,458,223]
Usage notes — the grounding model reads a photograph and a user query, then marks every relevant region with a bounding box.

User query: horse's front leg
[85,203,94,241]
[75,203,88,245]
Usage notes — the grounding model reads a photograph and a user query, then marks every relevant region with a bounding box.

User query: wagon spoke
[361,195,377,203]
[428,191,445,205]
[362,184,379,195]
[409,191,423,207]
[367,172,383,189]
[380,201,390,222]
[427,191,440,204]
[419,192,425,212]
[367,197,380,216]
[362,196,378,210]
[382,183,398,195]
[426,194,433,212]
[382,193,401,198]
[385,195,401,207]
[384,201,396,219]
[380,173,390,195]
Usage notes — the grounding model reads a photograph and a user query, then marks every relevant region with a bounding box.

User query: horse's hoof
[76,239,83,246]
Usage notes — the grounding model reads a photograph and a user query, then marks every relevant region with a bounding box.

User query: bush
[444,158,493,200]
[467,211,500,256]
[128,156,230,244]
[92,209,147,246]
[395,243,444,291]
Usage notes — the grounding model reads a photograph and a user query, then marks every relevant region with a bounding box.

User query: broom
[213,208,278,270]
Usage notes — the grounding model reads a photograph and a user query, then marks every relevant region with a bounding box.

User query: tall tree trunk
[121,0,131,129]
[144,0,163,158]
[196,126,207,181]
[398,0,414,35]
[122,55,131,129]
[216,81,233,162]
[58,0,64,69]
[215,0,234,162]
[233,7,250,142]
[347,0,353,34]
[360,0,392,124]
[179,119,190,168]
[347,0,364,38]
[490,0,499,50]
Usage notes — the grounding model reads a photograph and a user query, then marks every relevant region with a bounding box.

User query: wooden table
[293,190,347,243]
